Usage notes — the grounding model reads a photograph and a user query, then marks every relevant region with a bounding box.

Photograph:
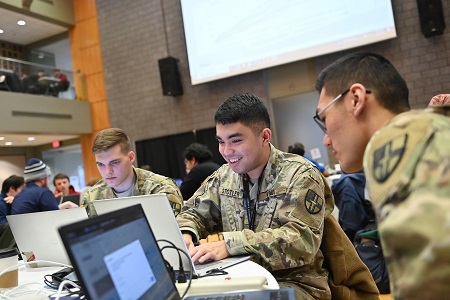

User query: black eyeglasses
[313,89,371,133]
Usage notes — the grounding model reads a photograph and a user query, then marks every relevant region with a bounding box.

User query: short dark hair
[214,93,270,133]
[1,175,24,194]
[183,143,213,163]
[315,52,410,114]
[53,173,70,186]
[288,143,305,156]
[92,128,132,154]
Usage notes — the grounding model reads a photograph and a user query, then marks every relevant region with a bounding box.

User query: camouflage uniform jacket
[177,144,334,299]
[364,107,450,300]
[83,167,183,216]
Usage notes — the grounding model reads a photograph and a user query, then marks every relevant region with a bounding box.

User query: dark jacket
[180,160,220,200]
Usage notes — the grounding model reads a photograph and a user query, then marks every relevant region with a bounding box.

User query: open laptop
[59,204,181,300]
[56,194,81,206]
[7,208,88,267]
[59,204,295,300]
[92,194,251,278]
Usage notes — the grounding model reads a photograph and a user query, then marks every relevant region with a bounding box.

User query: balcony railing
[0,56,87,101]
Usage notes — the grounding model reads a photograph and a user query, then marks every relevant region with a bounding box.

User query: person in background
[53,173,80,197]
[288,142,330,176]
[0,175,25,223]
[314,52,450,299]
[331,172,371,242]
[180,143,221,200]
[11,158,78,214]
[83,128,183,216]
[177,93,336,299]
[51,69,70,96]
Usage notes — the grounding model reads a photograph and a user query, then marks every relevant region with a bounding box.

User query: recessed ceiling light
[0,29,3,34]
[5,142,13,146]
[17,20,26,26]
[28,137,35,141]
[0,137,4,140]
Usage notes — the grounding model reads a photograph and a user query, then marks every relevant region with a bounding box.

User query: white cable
[52,280,81,300]
[0,260,71,277]
[0,282,47,299]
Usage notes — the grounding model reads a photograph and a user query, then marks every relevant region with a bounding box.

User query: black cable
[157,239,193,299]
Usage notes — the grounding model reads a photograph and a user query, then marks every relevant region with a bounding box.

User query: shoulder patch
[372,134,407,183]
[305,189,323,214]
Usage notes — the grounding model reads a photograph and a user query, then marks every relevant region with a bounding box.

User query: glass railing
[0,56,87,101]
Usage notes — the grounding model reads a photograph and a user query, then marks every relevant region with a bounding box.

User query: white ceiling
[0,6,68,45]
[0,6,78,147]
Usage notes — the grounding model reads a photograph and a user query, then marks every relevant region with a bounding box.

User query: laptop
[59,204,295,300]
[59,204,181,300]
[92,194,251,278]
[7,208,88,267]
[56,194,81,206]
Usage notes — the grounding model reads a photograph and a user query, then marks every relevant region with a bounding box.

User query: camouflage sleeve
[364,111,450,298]
[224,168,332,271]
[150,177,184,216]
[176,176,223,242]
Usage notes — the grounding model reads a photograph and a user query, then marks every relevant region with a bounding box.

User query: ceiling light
[28,137,35,141]
[17,20,26,26]
[5,142,12,146]
[0,137,4,140]
[0,29,3,34]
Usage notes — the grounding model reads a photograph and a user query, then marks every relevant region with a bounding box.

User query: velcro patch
[304,189,323,214]
[373,134,407,183]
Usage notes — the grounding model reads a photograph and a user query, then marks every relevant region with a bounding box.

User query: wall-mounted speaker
[158,57,183,96]
[417,0,446,37]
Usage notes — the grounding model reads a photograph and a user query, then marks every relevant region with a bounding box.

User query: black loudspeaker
[158,57,183,96]
[417,0,446,37]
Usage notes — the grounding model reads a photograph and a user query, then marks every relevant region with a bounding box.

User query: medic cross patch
[373,134,408,183]
[305,189,323,214]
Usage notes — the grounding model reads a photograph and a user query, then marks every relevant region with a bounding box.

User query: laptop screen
[59,204,181,300]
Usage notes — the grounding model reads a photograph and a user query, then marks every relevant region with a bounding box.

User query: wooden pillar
[70,0,110,184]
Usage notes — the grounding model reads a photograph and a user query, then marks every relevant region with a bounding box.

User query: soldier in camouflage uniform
[83,128,183,216]
[315,52,450,299]
[177,94,334,300]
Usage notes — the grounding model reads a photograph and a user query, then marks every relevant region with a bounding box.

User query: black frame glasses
[313,89,371,133]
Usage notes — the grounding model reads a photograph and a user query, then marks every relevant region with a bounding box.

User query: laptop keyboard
[194,259,222,270]
[193,290,291,300]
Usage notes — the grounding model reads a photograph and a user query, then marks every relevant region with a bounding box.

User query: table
[38,76,61,95]
[14,260,278,297]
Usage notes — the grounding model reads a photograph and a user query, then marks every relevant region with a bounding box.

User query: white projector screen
[180,0,397,85]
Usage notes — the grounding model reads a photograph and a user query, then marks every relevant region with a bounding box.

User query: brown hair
[92,128,132,154]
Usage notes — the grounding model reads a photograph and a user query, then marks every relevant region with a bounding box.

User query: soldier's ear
[261,128,271,145]
[349,83,368,117]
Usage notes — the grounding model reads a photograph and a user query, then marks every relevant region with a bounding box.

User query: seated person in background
[83,128,183,216]
[177,93,336,300]
[51,69,70,96]
[0,175,25,223]
[288,142,330,176]
[314,52,450,299]
[331,172,372,242]
[25,69,47,94]
[53,173,80,197]
[180,143,221,200]
[11,158,78,214]
[0,175,24,249]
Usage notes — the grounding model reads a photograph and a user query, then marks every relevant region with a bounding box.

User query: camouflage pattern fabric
[364,107,450,300]
[177,144,334,299]
[83,167,183,216]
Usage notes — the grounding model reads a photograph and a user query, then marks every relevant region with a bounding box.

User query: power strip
[176,275,268,297]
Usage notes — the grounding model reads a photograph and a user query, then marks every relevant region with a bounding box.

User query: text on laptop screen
[61,205,178,300]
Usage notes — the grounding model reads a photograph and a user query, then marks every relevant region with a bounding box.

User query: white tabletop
[15,260,278,296]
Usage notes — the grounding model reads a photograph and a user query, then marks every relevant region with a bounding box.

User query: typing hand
[190,240,229,264]
[3,196,14,204]
[182,233,196,251]
[58,201,79,209]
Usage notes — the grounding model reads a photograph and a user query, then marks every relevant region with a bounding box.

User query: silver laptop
[92,194,251,278]
[7,208,88,267]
